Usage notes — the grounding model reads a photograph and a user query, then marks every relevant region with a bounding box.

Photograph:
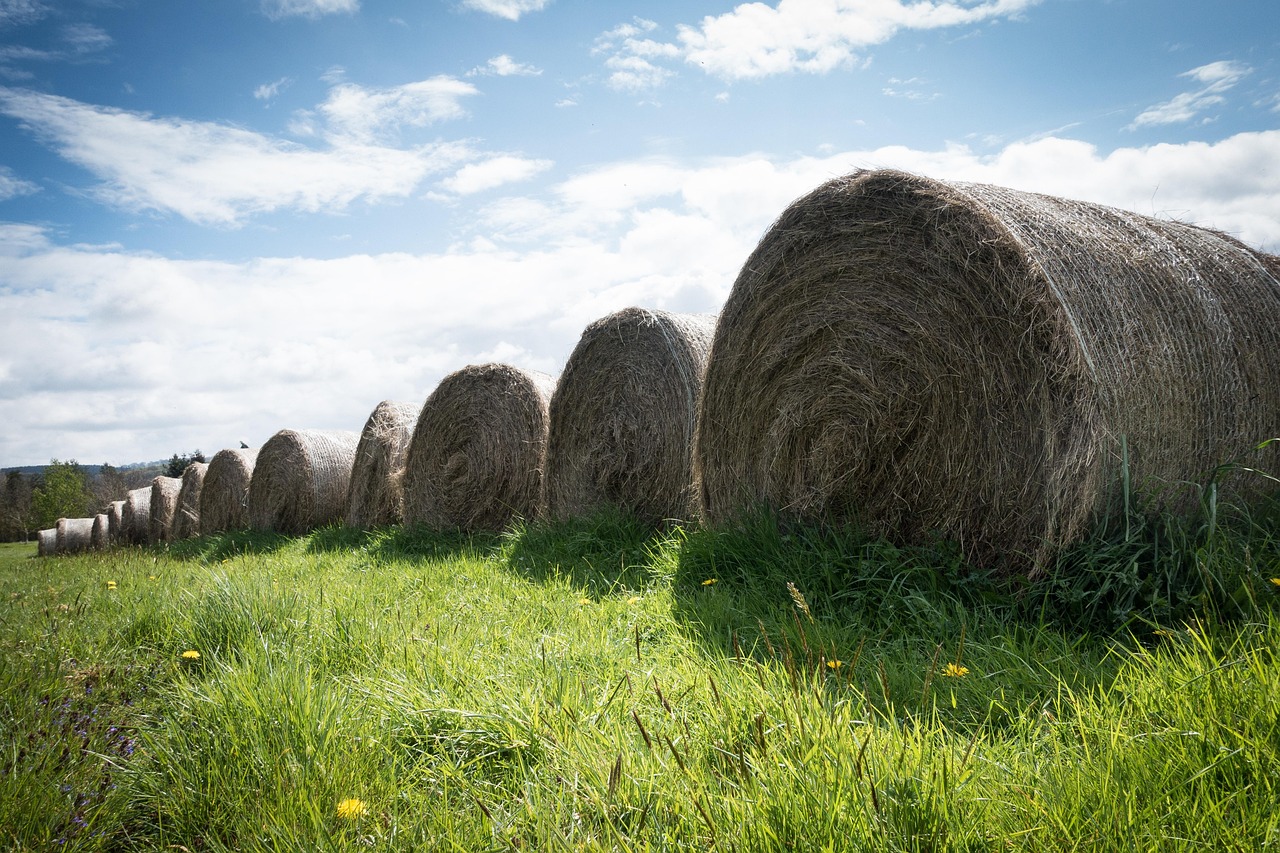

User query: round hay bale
[56,517,94,555]
[107,500,125,544]
[542,307,717,525]
[91,513,111,550]
[173,462,208,540]
[345,400,421,529]
[122,487,152,546]
[199,448,258,535]
[149,476,183,545]
[695,169,1280,573]
[248,429,361,535]
[37,527,56,557]
[402,363,555,532]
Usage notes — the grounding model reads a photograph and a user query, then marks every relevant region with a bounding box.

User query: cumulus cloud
[460,0,551,21]
[439,155,553,195]
[1129,60,1252,129]
[597,0,1039,88]
[468,54,542,77]
[261,0,359,20]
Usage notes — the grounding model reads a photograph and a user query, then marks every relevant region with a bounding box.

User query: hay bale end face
[174,462,208,540]
[122,487,152,546]
[345,400,421,529]
[107,500,125,544]
[91,513,110,550]
[248,429,361,535]
[37,527,57,557]
[149,476,183,545]
[402,363,555,532]
[56,517,94,555]
[200,448,258,535]
[542,307,717,525]
[695,169,1280,573]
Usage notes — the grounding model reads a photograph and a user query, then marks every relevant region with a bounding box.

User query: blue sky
[1,0,1277,467]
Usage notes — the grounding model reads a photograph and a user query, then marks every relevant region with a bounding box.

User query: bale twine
[56,517,94,555]
[199,448,258,535]
[122,487,152,546]
[37,527,56,557]
[173,462,208,540]
[107,500,125,544]
[542,307,717,525]
[695,169,1280,573]
[402,363,555,532]
[91,513,110,550]
[248,429,361,535]
[149,476,183,545]
[345,400,421,529]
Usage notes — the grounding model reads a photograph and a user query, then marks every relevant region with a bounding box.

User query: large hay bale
[248,429,361,535]
[37,527,56,557]
[56,517,94,555]
[173,462,208,540]
[91,513,110,550]
[107,500,125,544]
[149,476,183,545]
[542,307,717,524]
[695,169,1280,573]
[122,487,152,546]
[200,448,258,535]
[402,363,555,532]
[345,400,421,529]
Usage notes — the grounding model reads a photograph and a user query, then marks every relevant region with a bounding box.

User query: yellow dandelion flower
[1270,578,1280,587]
[826,659,843,670]
[105,580,117,589]
[578,597,591,605]
[336,798,368,820]
[181,650,201,661]
[942,662,969,678]
[701,578,717,586]
[627,596,641,605]
[149,575,157,580]
[1153,628,1175,638]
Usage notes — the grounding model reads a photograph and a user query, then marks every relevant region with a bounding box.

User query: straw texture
[695,169,1280,573]
[174,462,208,540]
[402,363,555,532]
[107,500,125,545]
[56,517,94,555]
[248,429,361,535]
[200,448,258,535]
[542,307,717,524]
[345,400,421,529]
[149,476,183,545]
[122,487,152,546]
[37,527,56,557]
[91,513,110,550]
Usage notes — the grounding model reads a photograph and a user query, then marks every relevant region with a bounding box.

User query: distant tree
[165,450,206,479]
[92,462,128,507]
[32,459,95,529]
[1,471,37,542]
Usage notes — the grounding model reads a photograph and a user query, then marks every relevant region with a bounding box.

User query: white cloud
[468,54,542,77]
[439,155,553,195]
[0,0,46,28]
[460,0,551,21]
[61,23,111,54]
[1129,60,1252,129]
[253,76,292,102]
[317,77,478,143]
[597,0,1039,88]
[0,164,38,199]
[261,0,359,20]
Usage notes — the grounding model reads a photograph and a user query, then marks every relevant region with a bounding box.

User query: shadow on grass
[166,528,293,561]
[369,523,504,564]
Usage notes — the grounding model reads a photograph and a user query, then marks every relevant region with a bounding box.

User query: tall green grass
[0,498,1277,851]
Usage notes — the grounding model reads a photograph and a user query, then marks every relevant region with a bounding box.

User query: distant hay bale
[91,513,110,550]
[37,528,56,557]
[695,169,1280,574]
[542,307,717,525]
[200,448,258,535]
[345,400,421,529]
[107,500,125,544]
[248,429,361,535]
[122,487,152,546]
[173,462,208,540]
[149,476,183,545]
[402,363,555,532]
[56,517,94,555]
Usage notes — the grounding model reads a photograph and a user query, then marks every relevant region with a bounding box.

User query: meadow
[2,502,1279,851]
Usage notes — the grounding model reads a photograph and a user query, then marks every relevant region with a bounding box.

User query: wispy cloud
[0,164,39,199]
[1129,60,1252,129]
[460,0,552,22]
[0,22,111,68]
[439,155,553,195]
[596,0,1039,89]
[253,76,292,102]
[468,54,542,77]
[261,0,359,20]
[313,76,478,143]
[0,0,47,28]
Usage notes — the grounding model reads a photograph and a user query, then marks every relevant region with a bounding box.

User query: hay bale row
[402,364,555,532]
[200,448,257,535]
[248,429,360,535]
[149,476,182,545]
[91,513,110,550]
[345,400,420,529]
[37,527,56,557]
[695,168,1280,572]
[122,487,152,546]
[107,500,125,544]
[174,462,208,540]
[56,517,94,555]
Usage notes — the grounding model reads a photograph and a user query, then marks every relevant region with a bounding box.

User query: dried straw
[91,513,110,550]
[542,307,717,524]
[173,462,208,540]
[122,487,152,546]
[248,429,361,535]
[345,400,421,529]
[37,527,56,557]
[402,363,555,532]
[149,476,183,545]
[695,169,1280,573]
[56,517,94,555]
[107,500,125,544]
[199,448,258,535]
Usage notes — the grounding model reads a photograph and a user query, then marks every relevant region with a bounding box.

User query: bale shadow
[369,523,504,564]
[166,528,293,561]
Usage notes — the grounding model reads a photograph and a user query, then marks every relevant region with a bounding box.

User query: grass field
[2,503,1279,851]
